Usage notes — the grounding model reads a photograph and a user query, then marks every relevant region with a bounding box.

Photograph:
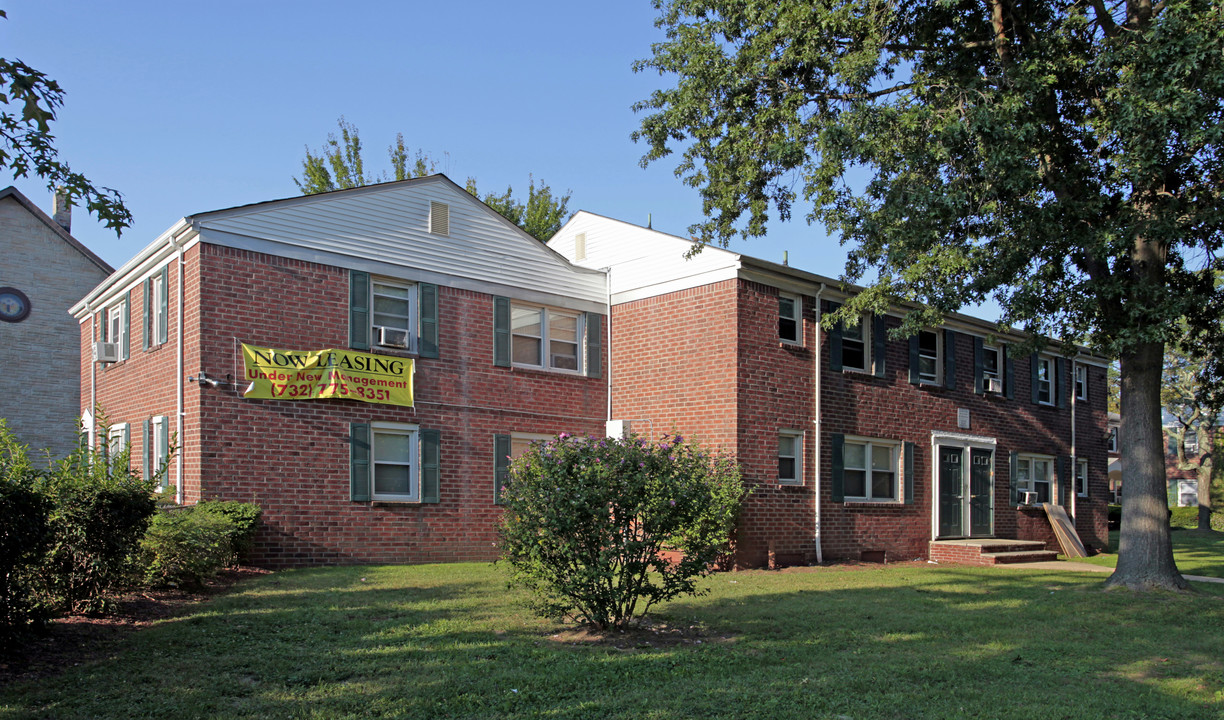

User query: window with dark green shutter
[418,282,439,358]
[494,434,512,504]
[350,423,371,501]
[349,271,370,350]
[493,296,511,367]
[420,429,440,503]
[831,433,845,502]
[585,312,602,378]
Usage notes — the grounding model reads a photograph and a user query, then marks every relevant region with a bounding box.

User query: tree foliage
[295,117,572,240]
[499,433,745,630]
[0,11,130,233]
[635,0,1224,591]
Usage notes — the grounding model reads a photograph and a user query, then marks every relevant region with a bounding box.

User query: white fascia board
[609,266,741,305]
[70,219,197,318]
[201,229,608,315]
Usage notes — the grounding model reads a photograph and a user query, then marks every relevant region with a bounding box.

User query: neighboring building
[549,212,1111,566]
[1107,413,1121,503]
[0,186,112,459]
[72,177,608,567]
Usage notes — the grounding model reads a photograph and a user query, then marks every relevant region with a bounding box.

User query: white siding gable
[193,177,606,309]
[549,211,741,303]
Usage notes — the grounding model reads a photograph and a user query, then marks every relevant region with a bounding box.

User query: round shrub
[499,432,745,630]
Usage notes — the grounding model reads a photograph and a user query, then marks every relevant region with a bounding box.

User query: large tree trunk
[1105,341,1189,591]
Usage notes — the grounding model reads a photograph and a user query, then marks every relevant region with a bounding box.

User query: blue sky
[3,0,857,279]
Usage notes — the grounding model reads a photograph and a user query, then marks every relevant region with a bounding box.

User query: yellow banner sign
[241,343,414,407]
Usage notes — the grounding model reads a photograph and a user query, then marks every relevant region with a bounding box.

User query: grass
[1074,529,1224,578]
[2,561,1223,720]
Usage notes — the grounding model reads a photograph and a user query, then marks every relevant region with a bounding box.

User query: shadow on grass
[1,563,1222,719]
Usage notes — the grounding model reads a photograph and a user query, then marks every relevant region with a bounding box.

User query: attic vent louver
[429,201,450,236]
[575,233,587,261]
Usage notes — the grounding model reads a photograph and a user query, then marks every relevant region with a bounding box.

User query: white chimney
[52,187,71,233]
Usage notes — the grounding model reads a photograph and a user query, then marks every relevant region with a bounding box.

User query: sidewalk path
[996,560,1224,584]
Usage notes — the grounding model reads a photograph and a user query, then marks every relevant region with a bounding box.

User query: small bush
[193,500,262,560]
[141,509,235,589]
[141,501,262,588]
[499,432,745,630]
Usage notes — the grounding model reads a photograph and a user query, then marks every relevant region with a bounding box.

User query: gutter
[173,234,186,505]
[813,282,826,564]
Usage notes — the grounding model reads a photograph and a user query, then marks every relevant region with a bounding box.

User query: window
[1108,426,1118,453]
[371,423,419,501]
[841,315,870,372]
[843,438,899,501]
[1075,458,1088,497]
[917,330,941,384]
[983,345,1002,383]
[145,416,170,489]
[778,431,803,484]
[371,279,416,350]
[143,266,168,350]
[1035,357,1054,405]
[779,294,801,345]
[1016,455,1053,504]
[512,304,583,372]
[107,423,129,471]
[494,432,554,504]
[1074,364,1087,401]
[103,298,128,361]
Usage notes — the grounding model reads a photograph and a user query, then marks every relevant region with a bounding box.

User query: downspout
[813,283,826,564]
[605,266,613,423]
[174,237,186,505]
[86,300,96,451]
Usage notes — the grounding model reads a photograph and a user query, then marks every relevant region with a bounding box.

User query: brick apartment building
[72,177,608,566]
[550,212,1110,566]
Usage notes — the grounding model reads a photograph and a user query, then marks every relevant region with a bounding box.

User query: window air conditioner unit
[1019,491,1038,506]
[93,341,120,363]
[376,326,410,349]
[986,377,1004,394]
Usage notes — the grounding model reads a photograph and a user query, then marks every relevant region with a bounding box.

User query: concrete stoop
[929,538,1060,566]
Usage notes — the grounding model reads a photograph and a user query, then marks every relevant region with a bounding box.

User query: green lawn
[3,561,1223,720]
[1075,529,1224,578]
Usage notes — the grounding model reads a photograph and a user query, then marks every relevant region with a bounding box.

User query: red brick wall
[89,243,607,566]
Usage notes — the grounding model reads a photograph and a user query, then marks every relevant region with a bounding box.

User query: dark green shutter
[142,419,151,480]
[494,434,512,505]
[904,441,915,505]
[973,336,985,394]
[872,315,886,378]
[420,429,441,503]
[831,433,845,503]
[943,329,956,389]
[350,423,370,501]
[908,335,920,384]
[158,265,169,345]
[493,296,511,367]
[585,312,602,378]
[349,271,370,350]
[1056,358,1068,409]
[418,282,439,358]
[1010,451,1019,505]
[1004,345,1015,399]
[122,290,131,360]
[1030,353,1041,404]
[142,278,152,351]
[1057,455,1070,506]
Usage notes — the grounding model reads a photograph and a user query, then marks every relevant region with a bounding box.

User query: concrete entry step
[983,550,1062,564]
[929,538,1055,566]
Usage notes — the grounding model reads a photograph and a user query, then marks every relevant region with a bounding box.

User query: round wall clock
[0,287,31,323]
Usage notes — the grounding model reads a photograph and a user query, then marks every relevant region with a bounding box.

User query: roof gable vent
[574,232,587,261]
[429,201,449,236]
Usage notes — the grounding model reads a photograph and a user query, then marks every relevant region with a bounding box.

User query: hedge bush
[141,501,262,588]
[500,432,745,630]
[1169,506,1224,531]
[0,422,52,631]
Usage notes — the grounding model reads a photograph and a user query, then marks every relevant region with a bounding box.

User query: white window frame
[777,430,803,484]
[917,329,942,384]
[1074,364,1087,401]
[370,278,417,351]
[841,314,871,373]
[511,303,584,374]
[1036,356,1054,406]
[370,422,420,502]
[1108,426,1118,453]
[107,423,129,471]
[150,271,167,347]
[1075,457,1088,497]
[510,432,554,460]
[982,344,1003,383]
[779,293,802,345]
[1016,453,1054,504]
[104,299,128,361]
[843,436,901,502]
[150,415,170,490]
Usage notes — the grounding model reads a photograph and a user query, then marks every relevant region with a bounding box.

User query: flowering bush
[499,432,745,630]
